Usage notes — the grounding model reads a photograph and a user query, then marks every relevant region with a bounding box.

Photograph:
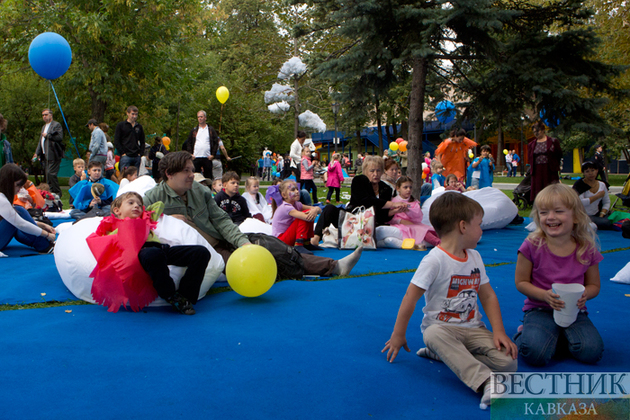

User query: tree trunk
[408,57,428,199]
[89,85,107,122]
[400,120,409,141]
[356,129,362,155]
[497,117,504,172]
[294,76,300,138]
[376,96,383,152]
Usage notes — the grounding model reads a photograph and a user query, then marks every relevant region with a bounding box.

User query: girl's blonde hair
[332,153,340,161]
[529,183,598,264]
[430,159,443,173]
[245,176,260,189]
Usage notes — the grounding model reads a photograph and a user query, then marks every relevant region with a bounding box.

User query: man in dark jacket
[114,105,145,171]
[32,108,64,196]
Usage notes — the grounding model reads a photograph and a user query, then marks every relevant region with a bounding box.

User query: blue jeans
[515,308,603,366]
[506,162,512,177]
[70,205,111,220]
[0,205,50,252]
[511,164,518,177]
[119,155,141,172]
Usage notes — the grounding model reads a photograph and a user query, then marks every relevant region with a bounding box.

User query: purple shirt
[518,239,603,311]
[272,201,303,237]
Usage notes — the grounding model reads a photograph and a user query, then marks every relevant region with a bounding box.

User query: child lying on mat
[89,192,211,315]
[382,192,517,410]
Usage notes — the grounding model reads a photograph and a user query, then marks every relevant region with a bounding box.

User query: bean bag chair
[54,214,224,309]
[421,187,518,230]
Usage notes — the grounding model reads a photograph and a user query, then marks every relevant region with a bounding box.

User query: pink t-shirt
[518,239,603,311]
[272,201,303,238]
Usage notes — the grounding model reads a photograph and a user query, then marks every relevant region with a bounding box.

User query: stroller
[512,170,533,210]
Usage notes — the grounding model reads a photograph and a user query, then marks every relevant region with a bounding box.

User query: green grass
[494,173,627,186]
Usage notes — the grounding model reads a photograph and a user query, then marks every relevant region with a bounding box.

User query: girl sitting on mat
[444,174,466,192]
[513,183,604,366]
[0,163,56,253]
[244,176,272,224]
[380,176,440,248]
[271,179,321,253]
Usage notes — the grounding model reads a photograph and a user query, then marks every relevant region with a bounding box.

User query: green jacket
[143,181,249,248]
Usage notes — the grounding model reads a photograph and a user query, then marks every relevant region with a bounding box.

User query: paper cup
[552,283,585,327]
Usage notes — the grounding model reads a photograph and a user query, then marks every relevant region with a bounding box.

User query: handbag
[338,206,376,249]
[321,223,339,248]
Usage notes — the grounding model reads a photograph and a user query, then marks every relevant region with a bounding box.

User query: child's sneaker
[416,347,441,361]
[167,293,196,315]
[479,381,491,410]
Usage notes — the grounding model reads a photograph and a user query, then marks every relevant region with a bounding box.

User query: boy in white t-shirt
[382,192,517,410]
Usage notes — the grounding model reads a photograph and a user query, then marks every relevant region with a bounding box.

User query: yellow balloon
[226,244,277,297]
[389,142,399,151]
[216,86,230,104]
[469,152,474,159]
[503,149,508,155]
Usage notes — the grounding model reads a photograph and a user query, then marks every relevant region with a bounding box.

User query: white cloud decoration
[278,57,307,80]
[299,110,327,133]
[264,83,294,104]
[268,101,291,114]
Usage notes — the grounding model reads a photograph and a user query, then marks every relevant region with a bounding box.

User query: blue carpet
[2,269,629,419]
[2,220,630,419]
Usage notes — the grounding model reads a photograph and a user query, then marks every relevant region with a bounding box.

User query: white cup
[551,283,585,327]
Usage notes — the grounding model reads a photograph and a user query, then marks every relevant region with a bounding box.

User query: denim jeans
[515,308,604,366]
[119,155,141,172]
[0,205,50,251]
[506,162,512,177]
[420,182,432,197]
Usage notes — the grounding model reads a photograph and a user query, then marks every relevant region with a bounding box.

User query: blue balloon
[435,100,456,124]
[28,32,72,80]
[538,109,561,128]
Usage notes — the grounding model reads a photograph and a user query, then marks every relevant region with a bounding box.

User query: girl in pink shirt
[514,183,603,366]
[272,180,321,251]
[325,153,344,204]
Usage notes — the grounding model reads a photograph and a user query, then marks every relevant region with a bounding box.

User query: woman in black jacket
[310,155,408,247]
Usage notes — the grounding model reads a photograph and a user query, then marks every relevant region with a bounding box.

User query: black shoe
[40,242,55,254]
[304,243,324,251]
[166,293,196,315]
[294,245,313,255]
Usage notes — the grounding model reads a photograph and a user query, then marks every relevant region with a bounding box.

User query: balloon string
[218,103,224,134]
[49,80,81,158]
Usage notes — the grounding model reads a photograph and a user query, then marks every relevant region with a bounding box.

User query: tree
[0,0,203,122]
[297,0,624,197]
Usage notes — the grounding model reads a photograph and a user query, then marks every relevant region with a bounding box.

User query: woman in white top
[572,160,612,230]
[0,164,56,252]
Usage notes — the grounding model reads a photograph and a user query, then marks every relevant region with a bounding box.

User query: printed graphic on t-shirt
[219,198,242,215]
[437,268,481,322]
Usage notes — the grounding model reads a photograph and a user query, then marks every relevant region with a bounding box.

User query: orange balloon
[162,136,171,150]
[399,141,408,152]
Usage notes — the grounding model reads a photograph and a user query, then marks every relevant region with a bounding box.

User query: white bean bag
[238,217,273,236]
[611,261,630,285]
[421,187,518,230]
[116,175,156,197]
[54,214,225,307]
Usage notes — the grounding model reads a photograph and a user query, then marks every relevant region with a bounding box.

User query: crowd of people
[0,112,618,410]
